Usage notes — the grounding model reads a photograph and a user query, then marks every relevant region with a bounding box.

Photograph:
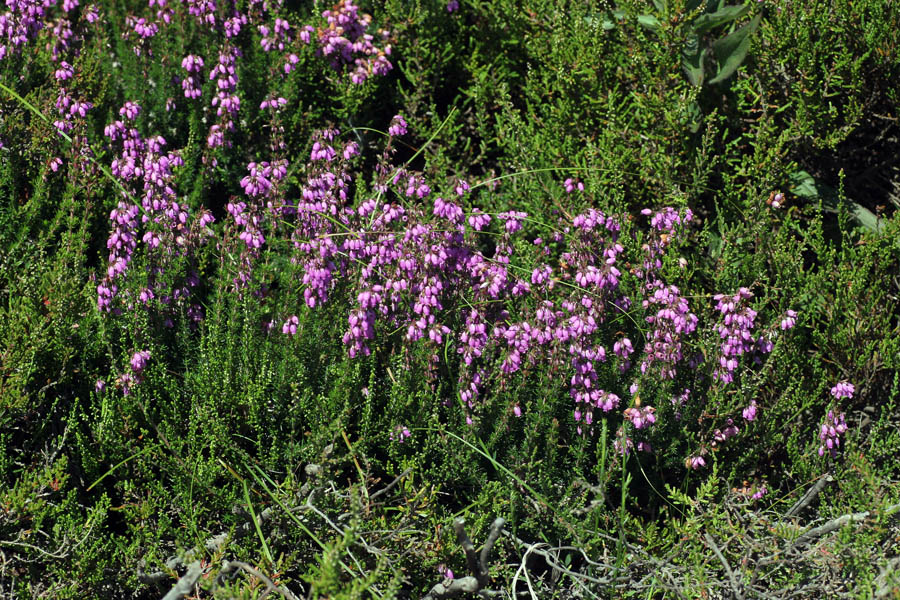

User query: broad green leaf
[686,100,703,133]
[682,48,707,87]
[787,171,821,200]
[692,4,750,33]
[651,0,667,12]
[637,14,662,31]
[789,170,884,232]
[709,13,761,84]
[682,34,705,86]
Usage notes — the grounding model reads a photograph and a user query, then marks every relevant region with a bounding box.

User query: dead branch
[421,517,505,600]
[160,560,203,600]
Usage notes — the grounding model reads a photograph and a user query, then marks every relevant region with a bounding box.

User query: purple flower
[119,101,141,121]
[130,350,150,374]
[817,410,848,458]
[712,419,739,444]
[710,288,770,384]
[390,425,411,442]
[282,315,299,336]
[830,381,855,399]
[563,178,583,193]
[310,3,393,83]
[54,61,74,81]
[388,114,407,137]
[613,337,633,358]
[260,96,288,110]
[118,372,134,396]
[751,485,767,500]
[742,401,758,422]
[686,455,706,470]
[181,54,204,72]
[467,209,491,231]
[497,211,527,233]
[95,379,106,392]
[780,309,797,330]
[624,405,656,429]
[447,0,459,12]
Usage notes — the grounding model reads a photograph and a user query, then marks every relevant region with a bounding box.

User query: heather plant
[1,0,900,598]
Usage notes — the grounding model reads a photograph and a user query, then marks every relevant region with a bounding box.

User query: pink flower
[130,350,150,374]
[624,406,656,429]
[686,455,706,470]
[830,381,855,399]
[780,309,797,330]
[282,315,299,336]
[742,401,758,422]
[390,425,411,442]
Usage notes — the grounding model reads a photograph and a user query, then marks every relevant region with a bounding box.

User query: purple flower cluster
[712,418,739,445]
[0,0,54,61]
[185,0,217,27]
[711,289,797,384]
[130,349,150,373]
[685,454,706,470]
[181,54,204,99]
[209,121,799,452]
[259,16,290,52]
[246,125,726,439]
[712,288,760,383]
[302,0,393,84]
[85,78,801,471]
[99,102,214,319]
[53,78,92,135]
[830,381,854,399]
[816,380,853,458]
[818,410,848,458]
[640,284,698,379]
[207,46,242,149]
[751,484,767,500]
[780,309,797,330]
[116,349,150,395]
[563,177,584,193]
[122,13,160,56]
[742,400,758,422]
[624,405,656,429]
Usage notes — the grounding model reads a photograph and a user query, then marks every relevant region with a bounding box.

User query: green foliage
[1,0,899,597]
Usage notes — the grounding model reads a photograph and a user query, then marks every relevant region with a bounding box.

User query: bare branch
[422,518,505,600]
[160,560,203,600]
[479,518,505,576]
[785,475,832,518]
[704,532,743,600]
[369,468,412,501]
[790,503,900,548]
